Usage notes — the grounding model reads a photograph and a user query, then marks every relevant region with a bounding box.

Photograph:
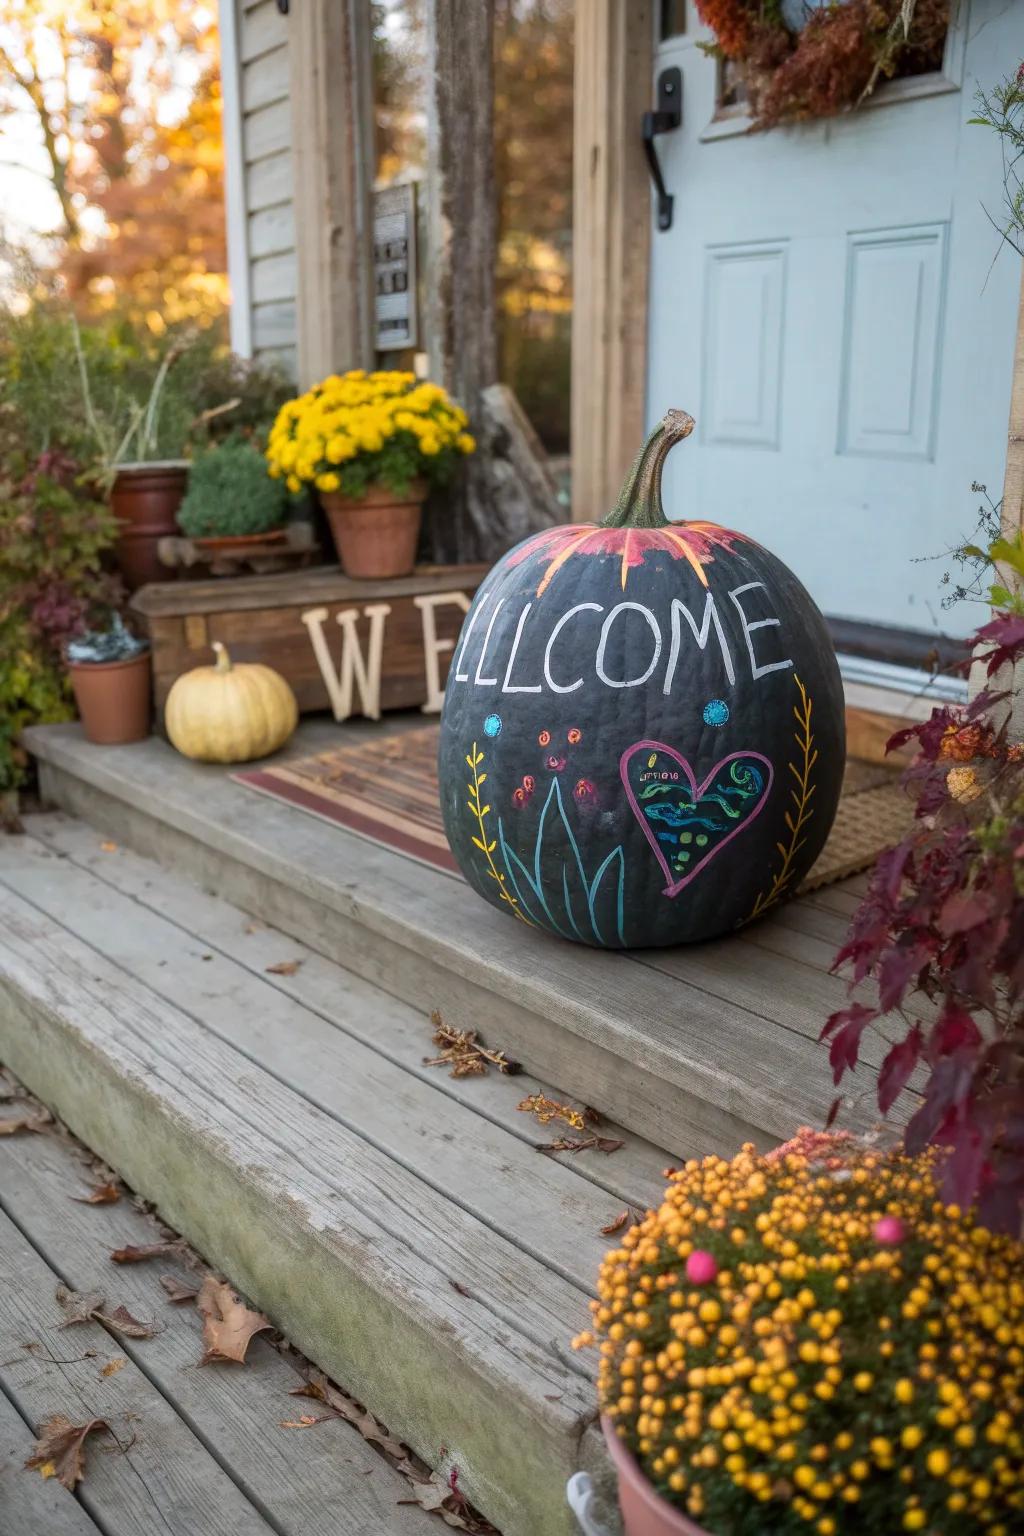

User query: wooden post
[288,0,374,385]
[423,0,560,564]
[969,263,1024,736]
[571,0,653,522]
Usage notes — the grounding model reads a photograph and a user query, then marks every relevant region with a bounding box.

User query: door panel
[646,1,1023,641]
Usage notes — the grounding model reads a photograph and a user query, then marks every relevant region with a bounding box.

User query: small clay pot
[320,482,426,579]
[602,1418,709,1536]
[111,461,188,591]
[67,652,152,746]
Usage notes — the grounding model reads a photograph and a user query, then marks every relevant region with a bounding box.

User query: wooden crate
[132,564,488,719]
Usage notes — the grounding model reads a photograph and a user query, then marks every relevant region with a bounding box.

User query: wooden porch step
[0,1125,438,1536]
[24,722,873,1153]
[0,813,673,1536]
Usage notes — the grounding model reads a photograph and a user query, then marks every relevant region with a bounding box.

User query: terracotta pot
[601,1418,709,1536]
[111,461,188,591]
[67,652,152,746]
[320,482,425,579]
[191,529,287,556]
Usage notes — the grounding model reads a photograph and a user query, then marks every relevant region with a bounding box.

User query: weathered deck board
[0,831,642,1291]
[0,883,598,1536]
[0,1123,446,1536]
[0,1207,277,1536]
[26,722,857,1147]
[0,1385,102,1536]
[25,811,673,1206]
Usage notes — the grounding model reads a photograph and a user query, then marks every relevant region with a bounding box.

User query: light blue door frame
[647,2,1023,644]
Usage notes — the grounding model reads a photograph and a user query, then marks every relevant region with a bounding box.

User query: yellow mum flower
[457,432,476,455]
[315,472,340,493]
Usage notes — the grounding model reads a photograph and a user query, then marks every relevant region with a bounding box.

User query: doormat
[234,724,911,892]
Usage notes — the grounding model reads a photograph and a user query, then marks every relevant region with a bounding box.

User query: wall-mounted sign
[373,182,418,352]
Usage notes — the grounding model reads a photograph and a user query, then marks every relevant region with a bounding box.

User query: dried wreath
[695,0,950,130]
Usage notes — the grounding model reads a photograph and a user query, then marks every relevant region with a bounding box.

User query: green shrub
[177,438,290,538]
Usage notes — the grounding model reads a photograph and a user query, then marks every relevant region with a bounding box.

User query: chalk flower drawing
[498,776,626,946]
[748,673,817,920]
[506,522,746,596]
[465,742,532,925]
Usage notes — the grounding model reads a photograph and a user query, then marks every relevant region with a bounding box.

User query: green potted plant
[177,438,290,555]
[73,321,195,591]
[66,614,151,746]
[571,1132,1024,1536]
[265,369,475,579]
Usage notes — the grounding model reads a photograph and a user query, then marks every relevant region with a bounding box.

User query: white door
[646,1,1023,653]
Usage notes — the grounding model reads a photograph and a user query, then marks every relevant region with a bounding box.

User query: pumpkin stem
[212,641,232,674]
[601,409,695,530]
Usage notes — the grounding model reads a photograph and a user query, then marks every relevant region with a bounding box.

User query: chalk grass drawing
[748,673,817,921]
[497,776,626,946]
[465,742,533,925]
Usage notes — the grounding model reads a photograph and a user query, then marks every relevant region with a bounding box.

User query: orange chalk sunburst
[507,520,744,598]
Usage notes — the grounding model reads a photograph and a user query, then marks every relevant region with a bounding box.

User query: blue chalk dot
[483,713,502,738]
[703,698,729,728]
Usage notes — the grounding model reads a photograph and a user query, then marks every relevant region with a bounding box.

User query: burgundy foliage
[824,608,1024,1232]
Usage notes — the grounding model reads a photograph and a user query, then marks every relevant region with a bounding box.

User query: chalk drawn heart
[619,741,774,896]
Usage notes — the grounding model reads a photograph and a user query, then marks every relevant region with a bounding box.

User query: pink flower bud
[685,1249,718,1285]
[873,1216,906,1246]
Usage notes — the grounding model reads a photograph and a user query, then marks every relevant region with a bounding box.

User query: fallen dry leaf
[110,1240,185,1265]
[0,1110,49,1136]
[100,1358,127,1379]
[424,1010,520,1078]
[71,1182,121,1205]
[159,1273,199,1304]
[56,1286,157,1340]
[25,1415,112,1490]
[265,959,302,976]
[450,1280,471,1298]
[537,1134,624,1157]
[196,1276,272,1364]
[279,1414,326,1429]
[397,1464,493,1531]
[517,1092,596,1131]
[99,841,118,853]
[290,1372,406,1458]
[600,1210,631,1236]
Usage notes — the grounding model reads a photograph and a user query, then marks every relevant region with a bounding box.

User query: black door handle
[643,67,682,231]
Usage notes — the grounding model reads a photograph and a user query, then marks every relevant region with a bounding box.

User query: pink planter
[602,1417,709,1536]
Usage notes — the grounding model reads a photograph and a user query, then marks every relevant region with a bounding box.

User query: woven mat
[234,724,911,891]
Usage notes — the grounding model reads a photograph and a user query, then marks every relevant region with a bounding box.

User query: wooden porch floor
[0,1075,471,1536]
[0,716,887,1536]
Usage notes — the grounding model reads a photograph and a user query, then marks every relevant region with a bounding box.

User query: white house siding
[232,0,298,375]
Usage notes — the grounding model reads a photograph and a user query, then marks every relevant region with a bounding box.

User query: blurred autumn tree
[494,0,573,456]
[0,0,226,328]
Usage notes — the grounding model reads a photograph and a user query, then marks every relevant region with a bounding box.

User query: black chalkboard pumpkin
[438,409,845,948]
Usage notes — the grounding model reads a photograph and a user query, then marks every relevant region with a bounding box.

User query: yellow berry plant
[265,369,475,499]
[574,1134,1024,1536]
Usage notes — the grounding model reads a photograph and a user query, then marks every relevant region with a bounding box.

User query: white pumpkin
[165,642,298,763]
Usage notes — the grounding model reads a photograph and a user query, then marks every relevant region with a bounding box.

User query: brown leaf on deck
[71,1182,121,1205]
[265,959,302,976]
[25,1415,112,1490]
[424,1009,521,1079]
[600,1210,631,1236]
[0,1109,50,1136]
[100,1358,126,1379]
[196,1276,272,1364]
[279,1414,327,1428]
[57,1286,158,1340]
[99,841,118,853]
[537,1134,625,1157]
[290,1371,407,1458]
[159,1273,200,1304]
[518,1093,594,1131]
[110,1240,186,1265]
[397,1464,496,1532]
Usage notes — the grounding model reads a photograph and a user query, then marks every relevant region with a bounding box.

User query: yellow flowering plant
[574,1133,1023,1536]
[265,369,475,500]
